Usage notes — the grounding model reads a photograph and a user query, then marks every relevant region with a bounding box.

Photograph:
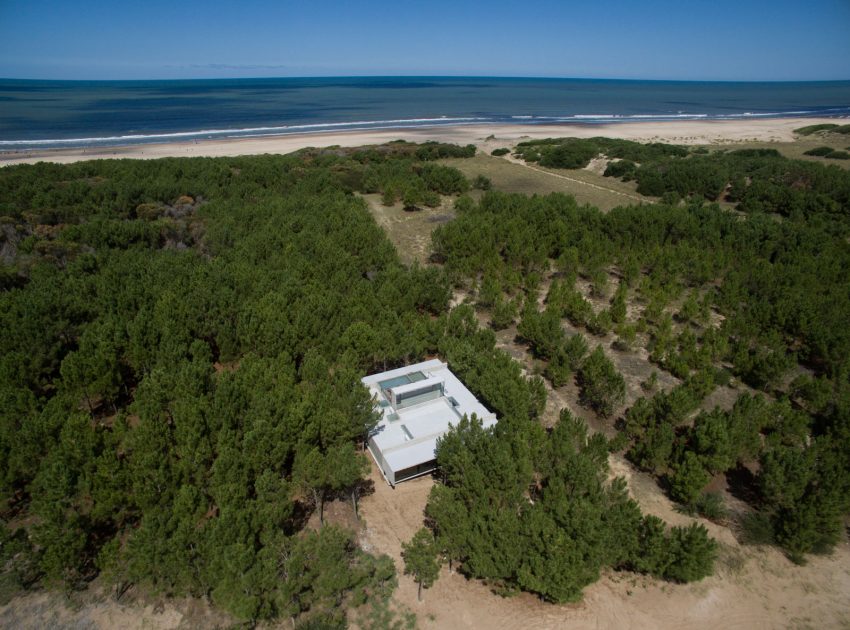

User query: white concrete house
[362,359,497,486]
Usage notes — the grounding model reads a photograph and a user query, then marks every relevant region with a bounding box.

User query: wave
[0,116,491,147]
[514,108,850,123]
[2,109,848,150]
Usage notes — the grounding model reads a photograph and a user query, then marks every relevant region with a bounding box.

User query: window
[395,382,443,409]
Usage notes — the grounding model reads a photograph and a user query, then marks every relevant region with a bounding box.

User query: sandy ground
[0,590,230,629]
[359,458,850,630]
[0,117,842,166]
[354,285,850,630]
[6,423,847,630]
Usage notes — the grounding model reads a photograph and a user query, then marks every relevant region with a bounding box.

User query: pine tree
[401,528,440,601]
[326,443,370,520]
[664,523,717,582]
[668,451,711,506]
[577,346,626,417]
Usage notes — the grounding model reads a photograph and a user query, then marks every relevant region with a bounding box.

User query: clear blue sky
[1,0,849,81]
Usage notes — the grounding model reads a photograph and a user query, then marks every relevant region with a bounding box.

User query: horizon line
[2,74,850,84]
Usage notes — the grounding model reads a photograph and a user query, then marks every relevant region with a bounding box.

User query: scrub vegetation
[433,138,850,565]
[2,136,849,622]
[794,123,850,136]
[0,142,498,625]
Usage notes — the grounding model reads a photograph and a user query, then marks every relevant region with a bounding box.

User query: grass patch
[675,492,728,522]
[695,492,728,521]
[360,193,454,265]
[441,154,650,211]
[738,511,775,546]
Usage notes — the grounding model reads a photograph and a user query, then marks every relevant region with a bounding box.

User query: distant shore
[0,117,842,166]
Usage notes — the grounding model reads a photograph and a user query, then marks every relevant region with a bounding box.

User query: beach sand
[0,117,840,166]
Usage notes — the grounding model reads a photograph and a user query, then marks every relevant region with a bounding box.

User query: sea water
[1,76,849,149]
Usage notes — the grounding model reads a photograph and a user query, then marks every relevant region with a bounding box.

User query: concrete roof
[363,359,497,474]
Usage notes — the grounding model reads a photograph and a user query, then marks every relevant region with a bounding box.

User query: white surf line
[504,156,646,203]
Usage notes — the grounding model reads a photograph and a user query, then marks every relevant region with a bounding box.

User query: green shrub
[490,296,517,331]
[804,146,834,157]
[794,124,839,135]
[603,159,637,180]
[545,347,573,387]
[538,139,599,169]
[563,333,590,370]
[491,148,510,156]
[630,516,670,576]
[472,174,493,190]
[629,518,716,583]
[728,148,782,158]
[668,452,711,506]
[415,142,476,160]
[694,492,727,521]
[641,371,658,392]
[587,309,613,336]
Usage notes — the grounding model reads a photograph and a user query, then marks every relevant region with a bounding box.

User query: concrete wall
[367,436,396,485]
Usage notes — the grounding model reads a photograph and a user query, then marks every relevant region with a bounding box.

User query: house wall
[367,436,396,485]
[394,460,436,484]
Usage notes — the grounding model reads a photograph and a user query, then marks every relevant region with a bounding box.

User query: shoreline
[0,117,841,166]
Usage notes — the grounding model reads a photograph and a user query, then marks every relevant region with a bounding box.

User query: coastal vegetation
[794,123,850,135]
[0,143,489,624]
[513,137,688,169]
[433,141,850,563]
[2,135,850,622]
[426,412,715,603]
[804,146,850,159]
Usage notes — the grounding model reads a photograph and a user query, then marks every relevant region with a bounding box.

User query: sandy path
[1,117,841,166]
[503,155,646,204]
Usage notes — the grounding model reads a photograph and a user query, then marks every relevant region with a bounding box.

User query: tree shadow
[358,477,377,500]
[286,500,315,535]
[725,464,761,506]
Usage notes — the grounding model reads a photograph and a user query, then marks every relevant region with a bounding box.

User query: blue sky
[1,0,849,81]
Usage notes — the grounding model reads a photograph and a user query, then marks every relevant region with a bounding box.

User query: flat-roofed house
[362,359,497,486]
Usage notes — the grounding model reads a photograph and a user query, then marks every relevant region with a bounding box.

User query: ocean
[1,77,849,150]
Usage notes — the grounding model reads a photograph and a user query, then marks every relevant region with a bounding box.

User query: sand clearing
[358,460,850,630]
[353,285,850,630]
[0,117,842,166]
[5,414,847,630]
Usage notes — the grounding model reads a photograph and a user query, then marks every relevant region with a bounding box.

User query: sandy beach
[0,117,842,166]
